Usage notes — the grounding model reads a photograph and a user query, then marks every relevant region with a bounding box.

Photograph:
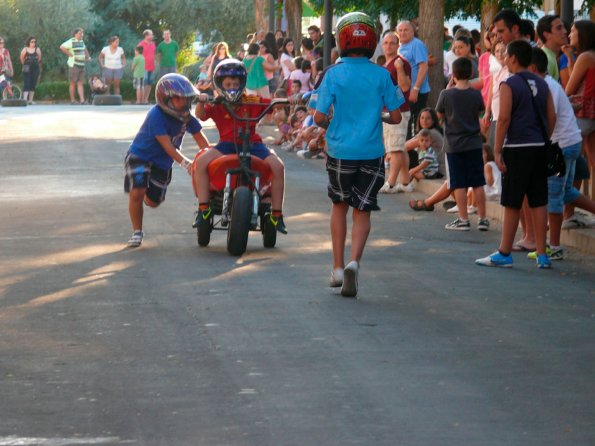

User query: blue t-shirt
[128,106,202,170]
[316,57,404,160]
[398,38,430,94]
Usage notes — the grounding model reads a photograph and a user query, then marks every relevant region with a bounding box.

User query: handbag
[518,73,565,178]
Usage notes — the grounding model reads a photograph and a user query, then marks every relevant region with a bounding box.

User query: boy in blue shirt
[125,74,210,247]
[314,12,404,298]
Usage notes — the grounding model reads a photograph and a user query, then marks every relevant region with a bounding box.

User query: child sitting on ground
[406,129,441,182]
[482,143,501,201]
[296,94,326,159]
[271,89,291,145]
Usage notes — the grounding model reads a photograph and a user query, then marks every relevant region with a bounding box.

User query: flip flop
[409,199,434,211]
[512,242,534,252]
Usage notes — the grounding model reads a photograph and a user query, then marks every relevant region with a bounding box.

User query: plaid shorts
[124,153,172,205]
[326,156,385,211]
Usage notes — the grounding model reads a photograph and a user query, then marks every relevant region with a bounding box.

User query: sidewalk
[260,124,595,256]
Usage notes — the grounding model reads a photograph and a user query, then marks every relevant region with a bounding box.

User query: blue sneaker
[475,251,513,268]
[536,253,552,269]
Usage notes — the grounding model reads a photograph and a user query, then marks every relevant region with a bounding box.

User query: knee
[144,196,160,208]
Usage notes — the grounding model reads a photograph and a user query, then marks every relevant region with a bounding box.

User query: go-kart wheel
[197,215,213,247]
[262,213,277,248]
[227,186,252,256]
[93,94,122,105]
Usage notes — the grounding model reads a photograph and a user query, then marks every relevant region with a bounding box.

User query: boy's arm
[409,159,429,175]
[494,83,512,173]
[155,135,193,173]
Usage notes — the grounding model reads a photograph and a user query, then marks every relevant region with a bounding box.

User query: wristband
[412,86,420,91]
[180,159,191,170]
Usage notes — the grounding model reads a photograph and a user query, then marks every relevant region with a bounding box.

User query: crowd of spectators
[196,8,594,267]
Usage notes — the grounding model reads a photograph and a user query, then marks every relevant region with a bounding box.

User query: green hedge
[33,80,154,102]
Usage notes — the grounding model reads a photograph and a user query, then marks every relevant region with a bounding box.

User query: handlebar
[196,95,291,123]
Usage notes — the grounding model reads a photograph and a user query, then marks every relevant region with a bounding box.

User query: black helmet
[155,73,198,121]
[213,59,247,102]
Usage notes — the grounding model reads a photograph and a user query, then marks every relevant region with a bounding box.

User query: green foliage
[34,79,141,102]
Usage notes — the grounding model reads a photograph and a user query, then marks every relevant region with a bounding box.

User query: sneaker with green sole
[527,246,564,261]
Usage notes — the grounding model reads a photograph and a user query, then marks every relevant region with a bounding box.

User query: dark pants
[406,92,429,168]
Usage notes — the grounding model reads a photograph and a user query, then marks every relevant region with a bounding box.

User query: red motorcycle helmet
[336,11,377,59]
[155,73,198,121]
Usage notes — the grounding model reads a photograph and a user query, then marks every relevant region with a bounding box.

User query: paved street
[0,105,594,446]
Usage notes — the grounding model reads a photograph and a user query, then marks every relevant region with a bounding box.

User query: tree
[419,0,445,107]
[284,0,303,50]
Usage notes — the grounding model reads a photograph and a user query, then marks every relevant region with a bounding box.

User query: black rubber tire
[262,213,277,248]
[227,187,252,256]
[93,94,122,106]
[1,98,27,107]
[197,215,212,247]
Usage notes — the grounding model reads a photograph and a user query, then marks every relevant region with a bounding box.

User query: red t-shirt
[138,40,156,71]
[204,95,272,144]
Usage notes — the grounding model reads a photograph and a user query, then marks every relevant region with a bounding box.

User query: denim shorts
[547,141,581,213]
[214,141,272,160]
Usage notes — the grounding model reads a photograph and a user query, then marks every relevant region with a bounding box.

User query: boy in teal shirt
[132,46,145,104]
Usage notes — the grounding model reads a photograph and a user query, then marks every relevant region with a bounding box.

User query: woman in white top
[98,35,126,94]
[279,38,296,87]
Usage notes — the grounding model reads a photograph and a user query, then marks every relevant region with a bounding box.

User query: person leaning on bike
[192,59,292,234]
[0,37,14,80]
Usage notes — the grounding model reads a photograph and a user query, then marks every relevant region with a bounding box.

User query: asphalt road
[0,105,594,446]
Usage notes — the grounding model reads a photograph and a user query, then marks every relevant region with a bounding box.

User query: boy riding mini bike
[192,59,292,256]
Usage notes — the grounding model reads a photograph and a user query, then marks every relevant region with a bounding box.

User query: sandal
[409,199,434,211]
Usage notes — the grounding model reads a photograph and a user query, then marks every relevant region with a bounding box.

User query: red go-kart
[191,97,288,256]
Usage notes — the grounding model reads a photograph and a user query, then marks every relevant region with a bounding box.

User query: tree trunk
[255,0,268,33]
[591,4,595,22]
[285,0,303,52]
[418,0,444,108]
[276,0,283,32]
[480,0,499,49]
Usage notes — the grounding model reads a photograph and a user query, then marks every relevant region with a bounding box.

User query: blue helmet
[213,59,247,102]
[155,73,199,121]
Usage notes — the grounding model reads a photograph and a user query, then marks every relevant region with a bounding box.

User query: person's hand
[197,93,210,103]
[495,153,506,174]
[180,158,193,175]
[561,44,574,60]
[481,113,491,130]
[409,88,419,103]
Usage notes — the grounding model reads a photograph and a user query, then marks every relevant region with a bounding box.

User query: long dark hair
[282,38,295,57]
[263,32,278,60]
[416,107,443,133]
[574,20,595,54]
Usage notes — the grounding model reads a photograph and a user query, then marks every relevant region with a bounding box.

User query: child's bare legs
[330,202,349,270]
[517,198,536,249]
[113,79,121,95]
[136,87,143,104]
[531,205,548,256]
[548,212,564,247]
[128,188,159,231]
[350,208,371,263]
[473,186,486,219]
[499,207,521,254]
[193,149,222,205]
[265,155,285,211]
[453,188,469,220]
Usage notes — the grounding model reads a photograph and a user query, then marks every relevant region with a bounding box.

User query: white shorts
[382,111,410,153]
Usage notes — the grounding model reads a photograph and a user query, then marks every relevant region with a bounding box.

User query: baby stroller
[88,74,108,103]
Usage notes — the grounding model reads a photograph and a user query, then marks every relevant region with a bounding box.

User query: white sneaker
[467,205,477,214]
[296,149,307,158]
[447,205,459,213]
[127,230,144,248]
[341,261,359,298]
[397,180,416,193]
[379,181,399,194]
[329,267,343,287]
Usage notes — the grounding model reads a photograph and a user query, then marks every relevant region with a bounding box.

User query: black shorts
[124,153,172,205]
[446,148,485,190]
[501,146,547,209]
[326,156,384,211]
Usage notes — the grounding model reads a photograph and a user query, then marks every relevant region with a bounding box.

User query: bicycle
[0,73,22,101]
